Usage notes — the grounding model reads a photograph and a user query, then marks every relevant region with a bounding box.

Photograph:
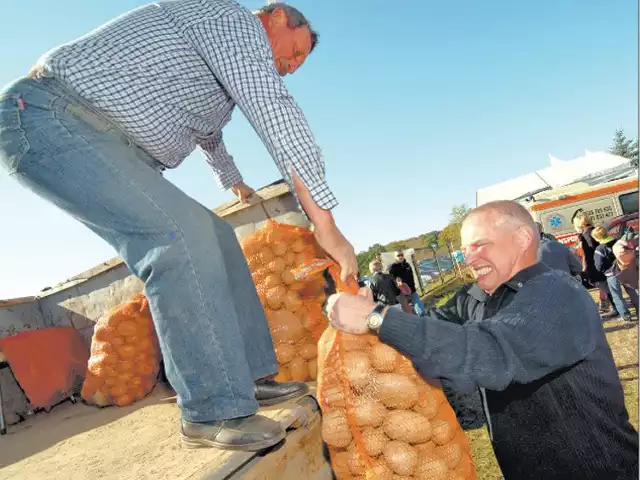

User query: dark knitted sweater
[379,263,638,479]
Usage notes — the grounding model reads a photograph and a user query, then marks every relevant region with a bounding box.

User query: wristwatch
[366,303,386,333]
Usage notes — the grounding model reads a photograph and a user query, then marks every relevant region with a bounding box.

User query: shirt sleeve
[184,12,338,210]
[197,131,243,190]
[378,273,599,394]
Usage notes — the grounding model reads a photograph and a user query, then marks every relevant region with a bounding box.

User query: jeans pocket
[0,94,30,174]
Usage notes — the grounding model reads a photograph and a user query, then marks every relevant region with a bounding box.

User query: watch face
[368,313,383,330]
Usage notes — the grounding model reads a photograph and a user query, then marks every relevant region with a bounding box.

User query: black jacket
[388,259,416,293]
[580,226,606,283]
[368,272,401,306]
[379,263,638,480]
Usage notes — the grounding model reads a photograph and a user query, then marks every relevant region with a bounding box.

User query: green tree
[420,230,440,247]
[438,223,462,249]
[609,128,639,168]
[450,204,472,224]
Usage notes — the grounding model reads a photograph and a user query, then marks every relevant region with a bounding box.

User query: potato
[347,447,367,476]
[384,411,432,444]
[413,393,439,420]
[283,251,296,266]
[435,443,462,469]
[274,343,296,364]
[370,458,394,480]
[383,441,418,476]
[322,385,346,408]
[322,409,352,448]
[289,357,309,381]
[341,333,369,352]
[361,427,389,457]
[269,310,305,343]
[353,398,387,427]
[376,373,420,409]
[446,473,466,480]
[431,420,455,446]
[298,343,317,360]
[291,237,307,253]
[266,285,287,310]
[281,268,296,285]
[268,257,286,275]
[370,343,398,373]
[263,274,281,289]
[271,241,287,256]
[394,357,417,377]
[414,440,437,454]
[308,359,318,380]
[414,450,449,480]
[331,451,352,478]
[284,289,303,312]
[258,246,275,264]
[343,351,374,391]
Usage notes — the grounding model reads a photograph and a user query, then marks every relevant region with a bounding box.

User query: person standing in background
[607,237,639,322]
[388,250,425,316]
[573,212,614,314]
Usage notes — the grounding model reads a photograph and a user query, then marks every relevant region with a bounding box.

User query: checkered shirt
[39,0,337,209]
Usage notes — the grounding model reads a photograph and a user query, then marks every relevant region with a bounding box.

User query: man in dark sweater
[325,200,638,480]
[388,250,425,315]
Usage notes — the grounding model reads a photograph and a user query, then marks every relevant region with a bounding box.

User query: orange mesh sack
[81,294,161,407]
[300,259,477,480]
[240,220,329,382]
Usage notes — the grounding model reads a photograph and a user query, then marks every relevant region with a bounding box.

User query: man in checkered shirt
[0,0,357,451]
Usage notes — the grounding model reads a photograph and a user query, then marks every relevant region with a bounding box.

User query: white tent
[476,151,633,206]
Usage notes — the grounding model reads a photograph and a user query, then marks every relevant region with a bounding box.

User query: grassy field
[422,285,639,479]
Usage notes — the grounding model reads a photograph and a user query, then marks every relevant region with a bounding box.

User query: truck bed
[0,383,331,480]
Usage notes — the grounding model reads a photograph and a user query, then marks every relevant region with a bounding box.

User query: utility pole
[430,243,444,284]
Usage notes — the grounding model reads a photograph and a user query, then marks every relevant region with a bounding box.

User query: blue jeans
[607,276,639,318]
[411,292,425,316]
[0,75,278,422]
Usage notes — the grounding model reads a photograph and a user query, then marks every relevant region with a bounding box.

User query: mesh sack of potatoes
[240,220,329,382]
[81,294,161,407]
[300,259,477,480]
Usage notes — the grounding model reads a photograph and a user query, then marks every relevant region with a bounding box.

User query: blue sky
[0,0,637,298]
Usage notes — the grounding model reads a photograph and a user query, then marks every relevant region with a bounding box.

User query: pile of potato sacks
[81,294,161,407]
[240,221,329,382]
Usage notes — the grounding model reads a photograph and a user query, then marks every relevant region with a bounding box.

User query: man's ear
[516,225,535,250]
[269,7,288,28]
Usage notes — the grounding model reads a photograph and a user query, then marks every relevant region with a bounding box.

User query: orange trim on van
[530,180,639,212]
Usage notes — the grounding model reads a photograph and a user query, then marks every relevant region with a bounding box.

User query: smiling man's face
[461,211,530,294]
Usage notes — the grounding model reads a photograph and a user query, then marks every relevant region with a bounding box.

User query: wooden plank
[0,383,319,480]
[213,181,292,218]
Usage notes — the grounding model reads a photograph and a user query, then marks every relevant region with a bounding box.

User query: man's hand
[313,224,358,283]
[231,182,257,203]
[326,288,375,334]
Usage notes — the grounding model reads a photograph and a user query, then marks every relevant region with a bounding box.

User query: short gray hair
[256,3,319,52]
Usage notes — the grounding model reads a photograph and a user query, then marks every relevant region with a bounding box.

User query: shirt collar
[466,262,550,301]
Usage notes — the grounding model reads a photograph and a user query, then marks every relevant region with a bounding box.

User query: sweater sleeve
[378,273,599,393]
